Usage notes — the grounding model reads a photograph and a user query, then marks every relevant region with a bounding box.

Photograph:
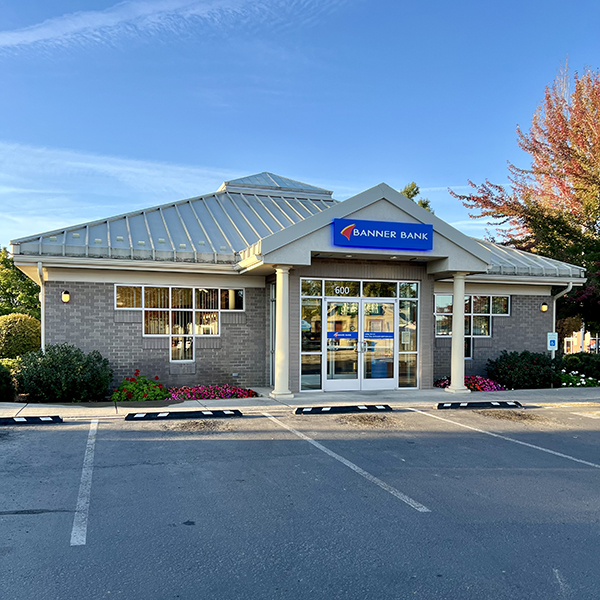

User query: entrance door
[325,299,396,391]
[361,300,396,390]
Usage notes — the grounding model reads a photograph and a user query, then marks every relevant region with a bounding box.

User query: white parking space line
[264,413,431,513]
[70,420,99,546]
[408,408,600,470]
[571,412,600,419]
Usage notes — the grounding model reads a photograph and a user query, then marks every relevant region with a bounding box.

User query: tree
[401,182,433,212]
[0,248,40,319]
[450,66,600,329]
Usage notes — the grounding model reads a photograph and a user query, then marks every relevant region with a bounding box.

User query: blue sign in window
[332,218,433,251]
[327,331,358,339]
[364,332,394,339]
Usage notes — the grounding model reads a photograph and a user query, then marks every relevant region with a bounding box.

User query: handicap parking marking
[407,408,600,470]
[70,419,99,546]
[263,413,431,513]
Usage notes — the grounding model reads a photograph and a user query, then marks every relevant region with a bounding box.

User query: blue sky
[0,0,598,247]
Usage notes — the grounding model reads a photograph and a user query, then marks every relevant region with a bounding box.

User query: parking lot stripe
[408,408,600,470]
[70,420,99,546]
[264,414,431,513]
[571,412,600,419]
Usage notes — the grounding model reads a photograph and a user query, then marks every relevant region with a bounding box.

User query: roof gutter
[551,282,573,359]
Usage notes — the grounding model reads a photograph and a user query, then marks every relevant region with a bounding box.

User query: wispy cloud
[0,0,347,53]
[0,141,239,245]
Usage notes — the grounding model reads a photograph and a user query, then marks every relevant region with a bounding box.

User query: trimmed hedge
[0,313,40,358]
[16,344,112,403]
[486,350,561,389]
[0,362,15,402]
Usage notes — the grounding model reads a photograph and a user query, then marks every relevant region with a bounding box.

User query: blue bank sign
[331,218,433,251]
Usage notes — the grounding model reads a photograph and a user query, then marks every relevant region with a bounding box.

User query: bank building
[10,173,585,396]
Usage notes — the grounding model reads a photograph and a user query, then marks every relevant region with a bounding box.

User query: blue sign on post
[332,218,433,251]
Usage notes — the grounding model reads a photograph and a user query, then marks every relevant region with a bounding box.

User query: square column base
[445,386,471,394]
[269,391,295,400]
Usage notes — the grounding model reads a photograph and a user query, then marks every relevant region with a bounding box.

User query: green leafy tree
[401,182,433,212]
[0,248,40,319]
[450,65,600,329]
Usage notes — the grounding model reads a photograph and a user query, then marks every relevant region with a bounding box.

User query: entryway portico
[235,183,491,398]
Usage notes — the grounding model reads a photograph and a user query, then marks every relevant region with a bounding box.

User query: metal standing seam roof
[9,171,587,280]
[477,239,586,278]
[10,173,337,263]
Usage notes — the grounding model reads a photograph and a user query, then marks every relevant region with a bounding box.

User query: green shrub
[0,363,15,401]
[111,369,169,402]
[0,313,41,358]
[486,350,560,389]
[0,357,23,393]
[558,370,600,387]
[562,353,600,380]
[16,344,112,403]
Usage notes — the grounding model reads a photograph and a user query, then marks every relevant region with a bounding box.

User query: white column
[270,266,294,399]
[37,261,45,352]
[446,272,470,394]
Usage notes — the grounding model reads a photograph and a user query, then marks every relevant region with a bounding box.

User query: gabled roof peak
[218,172,333,197]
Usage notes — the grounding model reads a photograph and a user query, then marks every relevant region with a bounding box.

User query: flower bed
[169,384,258,401]
[559,369,600,387]
[111,370,170,402]
[434,375,506,392]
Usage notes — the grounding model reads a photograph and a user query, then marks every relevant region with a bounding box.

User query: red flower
[135,369,140,376]
[131,378,137,383]
[143,394,147,398]
[158,384,163,389]
[155,376,159,380]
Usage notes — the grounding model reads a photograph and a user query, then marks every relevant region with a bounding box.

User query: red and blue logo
[331,218,433,251]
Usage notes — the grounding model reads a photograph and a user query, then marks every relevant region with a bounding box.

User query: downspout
[37,261,45,352]
[551,282,573,360]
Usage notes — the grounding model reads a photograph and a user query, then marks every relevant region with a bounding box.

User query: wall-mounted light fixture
[61,290,70,304]
[540,302,549,313]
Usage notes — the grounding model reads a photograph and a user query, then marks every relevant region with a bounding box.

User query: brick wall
[433,294,554,380]
[45,282,268,389]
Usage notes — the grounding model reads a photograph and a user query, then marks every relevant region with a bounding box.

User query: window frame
[114,284,245,362]
[434,294,511,360]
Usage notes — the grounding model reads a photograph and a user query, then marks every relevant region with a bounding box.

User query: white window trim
[299,278,420,392]
[434,294,511,359]
[114,284,245,361]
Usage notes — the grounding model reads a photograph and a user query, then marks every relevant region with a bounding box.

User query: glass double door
[325,299,396,391]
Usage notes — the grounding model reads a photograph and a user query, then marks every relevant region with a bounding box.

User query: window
[434,294,510,359]
[114,285,244,361]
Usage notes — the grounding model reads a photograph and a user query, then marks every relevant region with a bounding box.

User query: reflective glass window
[399,283,418,299]
[196,288,219,310]
[301,279,322,297]
[144,310,169,335]
[435,295,453,314]
[221,289,244,310]
[195,312,219,336]
[116,286,141,308]
[362,282,397,298]
[301,355,322,390]
[144,287,169,309]
[324,280,360,297]
[301,299,322,352]
[492,296,510,315]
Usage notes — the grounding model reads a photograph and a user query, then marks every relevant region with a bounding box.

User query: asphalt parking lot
[3,403,600,599]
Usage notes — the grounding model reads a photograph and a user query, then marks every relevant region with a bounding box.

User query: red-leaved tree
[450,66,600,330]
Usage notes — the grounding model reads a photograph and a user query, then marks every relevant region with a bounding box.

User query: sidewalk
[1,386,600,420]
